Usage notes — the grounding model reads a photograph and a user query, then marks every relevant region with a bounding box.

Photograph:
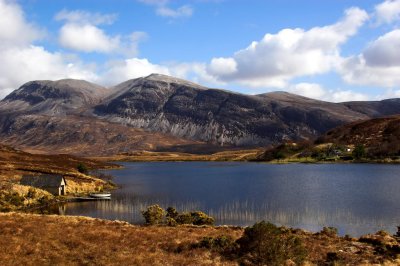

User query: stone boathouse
[20,175,67,196]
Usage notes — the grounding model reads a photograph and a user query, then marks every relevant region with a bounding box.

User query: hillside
[1,74,400,155]
[318,115,400,157]
[0,143,116,209]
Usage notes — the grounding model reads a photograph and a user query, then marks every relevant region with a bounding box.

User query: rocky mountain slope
[93,74,400,146]
[0,74,400,155]
[0,79,108,116]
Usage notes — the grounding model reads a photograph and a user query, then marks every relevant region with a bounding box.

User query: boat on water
[89,193,111,198]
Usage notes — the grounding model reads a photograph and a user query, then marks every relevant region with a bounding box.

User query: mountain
[0,79,108,116]
[93,74,399,146]
[1,74,400,155]
[0,78,201,155]
[318,115,400,156]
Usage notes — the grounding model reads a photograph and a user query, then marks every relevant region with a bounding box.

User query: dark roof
[20,175,66,188]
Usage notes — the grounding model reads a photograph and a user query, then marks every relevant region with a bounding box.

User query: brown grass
[91,149,262,162]
[0,213,398,265]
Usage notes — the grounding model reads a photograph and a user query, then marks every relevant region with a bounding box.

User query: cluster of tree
[141,205,214,226]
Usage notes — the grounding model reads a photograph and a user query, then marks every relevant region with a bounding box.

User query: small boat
[89,193,111,198]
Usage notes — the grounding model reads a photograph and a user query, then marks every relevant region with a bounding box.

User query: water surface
[54,162,400,236]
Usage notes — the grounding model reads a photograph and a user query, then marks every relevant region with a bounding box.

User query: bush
[142,204,165,225]
[236,221,307,266]
[166,207,179,220]
[321,227,338,237]
[352,144,366,160]
[4,192,24,207]
[27,188,36,199]
[166,217,177,227]
[175,211,214,226]
[77,163,88,174]
[190,211,215,226]
[194,235,237,253]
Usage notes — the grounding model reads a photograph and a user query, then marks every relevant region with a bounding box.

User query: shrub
[321,227,338,237]
[175,212,193,225]
[236,221,307,266]
[166,217,177,227]
[142,204,165,225]
[175,211,214,226]
[27,188,36,199]
[77,163,88,174]
[4,192,24,207]
[352,144,366,160]
[190,211,215,226]
[166,207,179,220]
[194,235,237,253]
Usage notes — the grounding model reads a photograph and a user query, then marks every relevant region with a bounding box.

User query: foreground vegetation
[0,212,399,265]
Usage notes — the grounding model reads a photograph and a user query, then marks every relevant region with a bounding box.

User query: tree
[77,163,88,174]
[352,144,366,160]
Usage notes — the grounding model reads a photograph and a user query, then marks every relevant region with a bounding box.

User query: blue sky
[0,0,400,102]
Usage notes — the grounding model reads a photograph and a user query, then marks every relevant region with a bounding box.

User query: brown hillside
[319,115,400,156]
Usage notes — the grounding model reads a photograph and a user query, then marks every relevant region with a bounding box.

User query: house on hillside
[20,175,67,196]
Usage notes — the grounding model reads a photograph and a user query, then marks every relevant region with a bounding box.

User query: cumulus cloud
[374,0,400,25]
[0,0,43,46]
[339,29,400,88]
[100,58,170,85]
[56,9,145,55]
[59,24,120,53]
[54,9,117,25]
[138,0,193,18]
[206,7,368,88]
[287,83,370,102]
[0,1,98,98]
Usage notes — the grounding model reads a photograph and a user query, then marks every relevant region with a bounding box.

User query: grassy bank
[0,144,120,211]
[0,212,399,265]
[91,149,262,162]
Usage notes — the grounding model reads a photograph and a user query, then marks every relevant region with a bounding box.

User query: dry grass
[0,212,242,266]
[91,149,262,162]
[0,213,398,265]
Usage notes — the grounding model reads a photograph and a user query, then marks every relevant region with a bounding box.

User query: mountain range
[0,74,399,155]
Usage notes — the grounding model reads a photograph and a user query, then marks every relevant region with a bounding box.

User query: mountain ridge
[0,74,400,155]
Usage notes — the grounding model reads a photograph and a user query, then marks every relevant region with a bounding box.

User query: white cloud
[375,0,400,25]
[288,83,327,99]
[207,57,237,76]
[0,1,98,99]
[54,9,117,25]
[339,29,400,88]
[0,0,43,46]
[0,45,98,89]
[363,29,400,67]
[100,58,170,85]
[156,5,193,18]
[59,23,120,53]
[287,83,370,102]
[207,7,368,88]
[138,0,193,18]
[56,10,145,55]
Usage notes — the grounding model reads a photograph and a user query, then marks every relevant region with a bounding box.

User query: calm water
[52,162,400,236]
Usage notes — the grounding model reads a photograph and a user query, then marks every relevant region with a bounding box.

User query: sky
[0,0,400,102]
